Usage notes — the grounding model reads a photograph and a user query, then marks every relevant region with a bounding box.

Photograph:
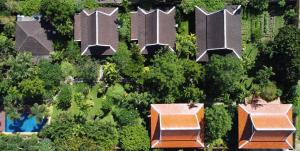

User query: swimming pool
[5,114,47,132]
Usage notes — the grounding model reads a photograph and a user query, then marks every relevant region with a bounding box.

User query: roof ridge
[83,8,118,16]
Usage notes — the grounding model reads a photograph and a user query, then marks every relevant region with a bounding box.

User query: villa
[15,16,53,57]
[238,103,296,149]
[195,5,242,62]
[150,103,205,148]
[131,7,176,54]
[74,8,119,56]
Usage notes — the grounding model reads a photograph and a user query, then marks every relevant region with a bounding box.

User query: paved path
[296,143,300,151]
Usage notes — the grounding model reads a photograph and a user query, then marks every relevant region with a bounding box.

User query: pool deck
[0,111,5,132]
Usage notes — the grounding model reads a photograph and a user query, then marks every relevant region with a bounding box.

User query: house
[150,103,205,148]
[74,8,119,56]
[238,104,296,149]
[195,5,242,62]
[16,16,53,57]
[131,7,176,54]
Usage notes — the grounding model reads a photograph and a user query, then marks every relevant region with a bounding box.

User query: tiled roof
[238,104,295,149]
[195,5,242,62]
[74,8,119,56]
[16,21,53,56]
[151,104,204,148]
[131,7,176,54]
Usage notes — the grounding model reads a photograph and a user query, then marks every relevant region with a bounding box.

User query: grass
[296,115,300,141]
[50,84,105,122]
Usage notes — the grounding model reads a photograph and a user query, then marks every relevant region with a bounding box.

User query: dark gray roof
[195,5,242,62]
[16,21,53,56]
[131,7,176,54]
[74,8,119,56]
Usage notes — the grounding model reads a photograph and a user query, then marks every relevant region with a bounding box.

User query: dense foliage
[205,105,232,143]
[40,0,76,37]
[120,125,150,151]
[180,0,225,14]
[205,55,246,103]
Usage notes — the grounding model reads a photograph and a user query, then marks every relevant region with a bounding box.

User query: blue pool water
[5,114,47,132]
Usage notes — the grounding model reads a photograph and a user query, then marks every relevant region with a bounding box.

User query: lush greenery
[205,105,232,143]
[0,0,298,150]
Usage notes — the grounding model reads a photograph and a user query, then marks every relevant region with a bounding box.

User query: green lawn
[296,115,300,142]
[50,84,105,122]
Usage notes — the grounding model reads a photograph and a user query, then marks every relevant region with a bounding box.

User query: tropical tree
[248,0,268,13]
[176,33,197,59]
[180,0,224,14]
[18,77,45,102]
[40,0,76,37]
[31,103,49,123]
[5,52,35,84]
[77,58,98,84]
[270,26,300,88]
[113,108,141,127]
[288,82,300,115]
[56,85,72,110]
[103,62,121,85]
[205,55,246,103]
[0,135,55,151]
[205,105,232,143]
[20,0,41,16]
[38,60,63,91]
[145,50,185,103]
[120,125,150,151]
[84,121,119,151]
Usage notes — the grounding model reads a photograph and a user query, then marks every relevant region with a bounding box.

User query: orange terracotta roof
[251,115,294,130]
[238,104,295,149]
[160,114,200,130]
[151,104,204,148]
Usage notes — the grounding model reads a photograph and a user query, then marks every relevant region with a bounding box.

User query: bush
[205,105,232,143]
[77,58,98,84]
[288,83,300,115]
[20,0,41,16]
[84,121,119,151]
[18,77,45,102]
[120,125,150,151]
[259,81,282,102]
[38,60,63,90]
[40,0,76,37]
[60,61,77,78]
[106,84,126,104]
[118,13,130,41]
[284,9,297,25]
[180,0,224,14]
[57,85,72,110]
[113,108,140,126]
[3,22,15,38]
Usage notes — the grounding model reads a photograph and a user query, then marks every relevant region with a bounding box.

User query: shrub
[3,22,15,38]
[60,61,77,78]
[57,85,72,110]
[18,77,45,101]
[180,0,224,14]
[259,81,282,102]
[288,83,300,115]
[84,121,119,151]
[120,125,150,151]
[205,105,232,143]
[106,84,126,104]
[113,108,140,126]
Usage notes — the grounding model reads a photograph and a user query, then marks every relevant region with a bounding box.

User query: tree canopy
[205,105,232,143]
